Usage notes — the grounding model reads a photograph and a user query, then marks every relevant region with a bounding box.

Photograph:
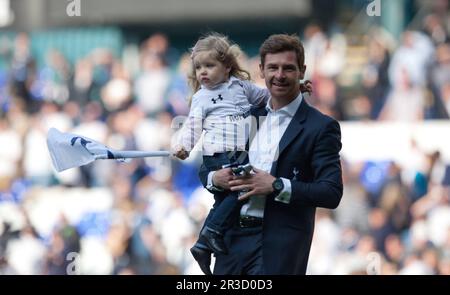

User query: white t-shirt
[178,76,269,155]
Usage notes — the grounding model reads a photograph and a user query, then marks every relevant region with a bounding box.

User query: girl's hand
[173,145,189,160]
[300,80,312,95]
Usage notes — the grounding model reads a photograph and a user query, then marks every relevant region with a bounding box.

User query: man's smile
[271,80,289,88]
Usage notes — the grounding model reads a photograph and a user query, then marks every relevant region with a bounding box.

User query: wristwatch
[272,178,284,195]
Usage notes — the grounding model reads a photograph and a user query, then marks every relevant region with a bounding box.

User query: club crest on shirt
[293,167,300,180]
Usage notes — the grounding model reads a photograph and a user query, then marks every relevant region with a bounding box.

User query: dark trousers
[213,224,264,275]
[202,151,248,234]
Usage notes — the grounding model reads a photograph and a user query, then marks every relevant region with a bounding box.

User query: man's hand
[212,168,234,190]
[229,168,276,201]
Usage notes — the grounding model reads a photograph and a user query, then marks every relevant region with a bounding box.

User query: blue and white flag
[47,128,170,172]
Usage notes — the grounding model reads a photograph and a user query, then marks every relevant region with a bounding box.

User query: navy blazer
[198,98,343,274]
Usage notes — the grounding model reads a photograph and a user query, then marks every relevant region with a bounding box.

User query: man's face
[260,51,305,101]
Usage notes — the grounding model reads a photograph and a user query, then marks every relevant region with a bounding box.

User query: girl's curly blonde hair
[187,33,251,105]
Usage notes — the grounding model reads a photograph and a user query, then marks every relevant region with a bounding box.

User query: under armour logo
[293,167,300,180]
[211,94,223,104]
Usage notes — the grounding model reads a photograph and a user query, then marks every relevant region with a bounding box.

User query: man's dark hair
[259,34,305,69]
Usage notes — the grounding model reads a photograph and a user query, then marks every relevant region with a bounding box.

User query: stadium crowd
[0,9,450,274]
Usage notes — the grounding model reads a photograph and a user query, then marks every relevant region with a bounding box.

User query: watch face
[274,179,283,190]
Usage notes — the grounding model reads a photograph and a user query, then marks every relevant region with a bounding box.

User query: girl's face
[193,51,230,89]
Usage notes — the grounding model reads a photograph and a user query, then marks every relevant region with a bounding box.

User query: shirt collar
[266,92,303,117]
[227,76,240,87]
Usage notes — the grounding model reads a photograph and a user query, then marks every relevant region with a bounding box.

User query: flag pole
[110,150,171,159]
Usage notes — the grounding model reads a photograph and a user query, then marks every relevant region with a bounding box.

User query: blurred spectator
[388,31,434,89]
[307,209,341,274]
[164,53,191,117]
[134,33,172,117]
[428,43,450,118]
[33,49,70,106]
[423,13,449,45]
[45,215,81,275]
[303,24,328,82]
[0,116,22,181]
[68,58,93,110]
[6,221,46,275]
[398,252,434,275]
[101,61,132,113]
[368,208,395,254]
[316,34,346,79]
[310,75,344,120]
[9,33,38,114]
[335,160,370,232]
[379,67,426,121]
[362,28,392,119]
[384,234,406,268]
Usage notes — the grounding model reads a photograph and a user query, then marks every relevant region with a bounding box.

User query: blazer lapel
[271,99,308,174]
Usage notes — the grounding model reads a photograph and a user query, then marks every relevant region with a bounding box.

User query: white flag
[46,128,170,172]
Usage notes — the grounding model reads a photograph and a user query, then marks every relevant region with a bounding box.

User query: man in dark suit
[193,34,343,275]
